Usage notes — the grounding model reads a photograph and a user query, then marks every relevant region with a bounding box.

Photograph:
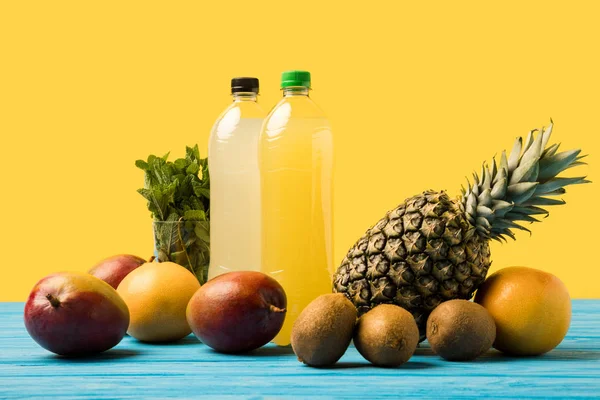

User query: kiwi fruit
[354,304,419,367]
[426,299,496,361]
[291,293,357,367]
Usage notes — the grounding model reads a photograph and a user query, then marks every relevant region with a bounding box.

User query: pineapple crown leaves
[460,121,590,242]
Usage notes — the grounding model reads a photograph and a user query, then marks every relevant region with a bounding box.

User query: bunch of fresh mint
[136,145,210,284]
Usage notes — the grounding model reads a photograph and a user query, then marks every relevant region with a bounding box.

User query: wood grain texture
[1,301,599,399]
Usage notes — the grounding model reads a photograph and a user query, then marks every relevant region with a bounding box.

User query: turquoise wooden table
[1,301,599,399]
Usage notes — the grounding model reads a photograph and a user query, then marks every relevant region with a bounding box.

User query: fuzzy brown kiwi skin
[426,299,496,361]
[291,293,357,367]
[354,304,420,368]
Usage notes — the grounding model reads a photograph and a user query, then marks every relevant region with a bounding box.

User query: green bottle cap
[281,70,311,88]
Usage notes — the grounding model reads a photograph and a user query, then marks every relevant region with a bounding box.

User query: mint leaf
[174,158,188,172]
[184,210,206,220]
[186,161,200,175]
[135,160,149,170]
[137,144,210,284]
[194,221,210,243]
[137,184,176,221]
[192,180,210,199]
[186,144,200,162]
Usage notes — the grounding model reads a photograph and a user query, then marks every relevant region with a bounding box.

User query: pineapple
[333,122,588,338]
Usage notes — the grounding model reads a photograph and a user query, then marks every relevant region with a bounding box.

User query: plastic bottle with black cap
[208,77,265,280]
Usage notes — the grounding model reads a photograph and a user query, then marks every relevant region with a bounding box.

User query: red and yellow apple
[186,271,287,353]
[88,254,146,289]
[24,272,130,356]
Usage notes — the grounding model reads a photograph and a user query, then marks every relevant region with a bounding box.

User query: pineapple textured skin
[333,122,588,339]
[333,191,491,338]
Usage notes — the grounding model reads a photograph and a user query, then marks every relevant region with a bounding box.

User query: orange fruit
[475,266,571,356]
[117,261,201,342]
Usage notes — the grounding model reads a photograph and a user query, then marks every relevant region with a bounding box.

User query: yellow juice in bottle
[259,71,333,345]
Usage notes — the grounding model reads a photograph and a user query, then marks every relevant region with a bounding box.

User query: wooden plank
[1,301,599,399]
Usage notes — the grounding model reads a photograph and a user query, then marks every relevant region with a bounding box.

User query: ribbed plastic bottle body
[208,94,265,280]
[259,88,334,346]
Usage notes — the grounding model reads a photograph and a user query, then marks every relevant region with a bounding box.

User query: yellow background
[0,1,598,300]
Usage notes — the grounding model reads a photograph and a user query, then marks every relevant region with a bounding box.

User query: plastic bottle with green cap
[280,70,312,88]
[259,70,334,346]
[208,77,265,280]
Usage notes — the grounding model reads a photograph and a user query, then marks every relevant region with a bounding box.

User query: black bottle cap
[231,77,259,94]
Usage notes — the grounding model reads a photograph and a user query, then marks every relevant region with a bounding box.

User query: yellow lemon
[117,261,201,342]
[475,267,571,356]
